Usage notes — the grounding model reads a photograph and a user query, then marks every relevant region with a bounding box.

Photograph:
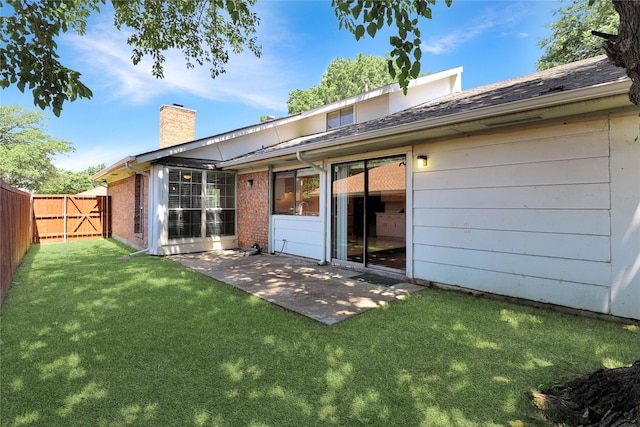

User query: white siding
[159,237,238,255]
[272,215,324,260]
[356,96,390,123]
[390,76,456,113]
[609,112,640,319]
[300,114,327,137]
[412,117,613,314]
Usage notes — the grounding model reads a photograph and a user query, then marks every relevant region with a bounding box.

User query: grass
[1,239,639,427]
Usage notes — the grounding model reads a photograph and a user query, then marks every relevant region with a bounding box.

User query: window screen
[168,168,235,239]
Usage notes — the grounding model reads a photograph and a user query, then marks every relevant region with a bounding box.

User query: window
[134,174,144,234]
[273,168,320,216]
[205,171,235,236]
[168,168,236,239]
[327,106,354,129]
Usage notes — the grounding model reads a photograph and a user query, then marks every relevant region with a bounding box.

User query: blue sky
[1,0,561,171]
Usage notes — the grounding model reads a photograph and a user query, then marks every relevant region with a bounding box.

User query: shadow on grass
[1,240,638,426]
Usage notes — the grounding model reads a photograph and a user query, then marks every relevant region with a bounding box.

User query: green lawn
[1,240,638,427]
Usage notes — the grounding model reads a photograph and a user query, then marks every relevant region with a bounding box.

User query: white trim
[405,148,414,279]
[326,148,411,273]
[90,156,134,181]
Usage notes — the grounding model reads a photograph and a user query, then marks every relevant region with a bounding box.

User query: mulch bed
[532,360,640,426]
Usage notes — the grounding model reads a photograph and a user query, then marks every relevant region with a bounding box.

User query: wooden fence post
[0,181,31,304]
[63,195,67,243]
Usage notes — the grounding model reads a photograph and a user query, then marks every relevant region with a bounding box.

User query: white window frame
[167,168,236,240]
[327,106,354,130]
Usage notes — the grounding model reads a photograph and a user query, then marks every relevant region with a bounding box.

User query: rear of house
[93,56,640,320]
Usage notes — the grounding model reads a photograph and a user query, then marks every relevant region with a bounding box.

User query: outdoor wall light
[417,155,429,168]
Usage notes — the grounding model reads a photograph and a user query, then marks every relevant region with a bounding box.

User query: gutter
[296,151,325,174]
[125,160,149,178]
[89,156,135,182]
[296,152,329,265]
[125,160,150,257]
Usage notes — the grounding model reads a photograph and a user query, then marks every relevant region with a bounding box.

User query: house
[93,56,640,320]
[76,186,108,196]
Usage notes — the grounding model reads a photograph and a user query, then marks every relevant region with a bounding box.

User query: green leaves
[1,0,261,116]
[332,0,452,94]
[537,0,618,70]
[113,0,261,81]
[366,22,378,37]
[0,0,102,116]
[0,105,74,192]
[409,60,421,78]
[287,54,397,114]
[1,0,456,115]
[38,163,106,194]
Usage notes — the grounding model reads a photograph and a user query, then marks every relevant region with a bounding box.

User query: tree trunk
[606,0,640,107]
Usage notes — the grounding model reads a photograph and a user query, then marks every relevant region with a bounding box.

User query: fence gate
[32,195,111,243]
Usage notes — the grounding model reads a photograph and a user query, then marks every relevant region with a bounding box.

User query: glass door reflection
[332,155,406,271]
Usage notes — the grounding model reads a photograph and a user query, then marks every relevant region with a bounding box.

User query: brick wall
[237,171,269,250]
[159,104,196,148]
[108,173,149,249]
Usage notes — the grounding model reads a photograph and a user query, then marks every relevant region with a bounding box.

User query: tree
[335,0,640,107]
[332,1,450,94]
[537,0,618,70]
[287,87,324,116]
[536,0,640,107]
[1,0,444,116]
[0,105,73,192]
[3,0,640,111]
[287,54,397,114]
[38,163,106,194]
[596,0,640,107]
[0,0,260,116]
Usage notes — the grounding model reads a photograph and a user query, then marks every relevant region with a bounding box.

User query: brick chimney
[159,104,196,148]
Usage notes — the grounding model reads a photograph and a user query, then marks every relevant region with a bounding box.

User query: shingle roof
[333,161,406,195]
[227,56,628,164]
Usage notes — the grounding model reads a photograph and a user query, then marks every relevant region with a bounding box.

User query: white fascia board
[413,66,463,89]
[90,156,135,181]
[218,79,632,168]
[298,66,465,118]
[134,114,305,164]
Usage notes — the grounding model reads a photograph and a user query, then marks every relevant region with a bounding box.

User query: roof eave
[132,67,465,165]
[90,156,135,182]
[217,79,633,169]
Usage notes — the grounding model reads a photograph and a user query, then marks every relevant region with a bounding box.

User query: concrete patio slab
[170,250,424,325]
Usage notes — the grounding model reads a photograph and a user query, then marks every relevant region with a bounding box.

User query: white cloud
[420,6,527,55]
[62,9,298,113]
[500,31,529,38]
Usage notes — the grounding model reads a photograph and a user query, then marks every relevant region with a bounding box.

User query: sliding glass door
[332,155,406,271]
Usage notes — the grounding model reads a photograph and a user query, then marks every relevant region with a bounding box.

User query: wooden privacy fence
[1,181,31,304]
[32,195,111,243]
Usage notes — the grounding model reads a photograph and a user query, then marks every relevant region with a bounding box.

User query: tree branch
[591,30,617,40]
